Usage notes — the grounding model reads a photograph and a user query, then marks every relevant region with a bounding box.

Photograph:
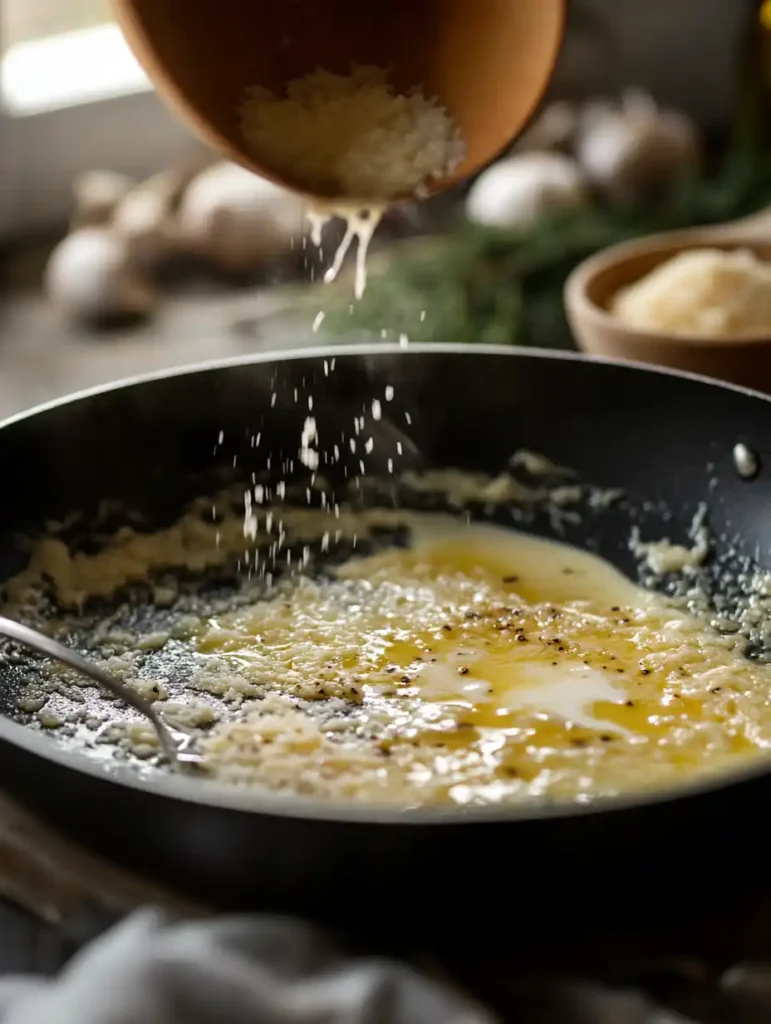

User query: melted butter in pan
[198,515,769,805]
[333,519,672,739]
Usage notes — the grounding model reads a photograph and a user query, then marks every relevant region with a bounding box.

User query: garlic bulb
[514,101,578,155]
[575,91,701,204]
[465,152,587,230]
[45,227,156,325]
[176,162,307,276]
[71,170,135,228]
[111,168,193,271]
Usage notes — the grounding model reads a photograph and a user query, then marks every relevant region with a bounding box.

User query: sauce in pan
[195,514,771,806]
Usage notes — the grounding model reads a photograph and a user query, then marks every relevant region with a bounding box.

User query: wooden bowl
[565,212,771,393]
[113,0,566,203]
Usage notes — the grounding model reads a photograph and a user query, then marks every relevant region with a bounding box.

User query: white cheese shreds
[239,64,465,201]
[630,506,711,576]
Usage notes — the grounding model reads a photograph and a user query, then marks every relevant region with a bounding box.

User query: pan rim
[2,342,771,432]
[2,341,771,827]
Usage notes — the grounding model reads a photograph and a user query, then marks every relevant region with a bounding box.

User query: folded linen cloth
[0,909,495,1024]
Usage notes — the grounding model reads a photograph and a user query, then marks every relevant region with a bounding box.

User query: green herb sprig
[322,153,771,350]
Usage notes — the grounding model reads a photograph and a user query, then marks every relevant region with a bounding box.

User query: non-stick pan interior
[1,346,771,741]
[0,345,771,917]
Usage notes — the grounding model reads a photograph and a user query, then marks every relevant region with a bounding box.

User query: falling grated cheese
[308,202,384,300]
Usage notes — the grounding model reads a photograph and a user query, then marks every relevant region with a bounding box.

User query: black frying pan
[0,343,770,935]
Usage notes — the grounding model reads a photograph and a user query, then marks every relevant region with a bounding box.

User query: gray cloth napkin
[0,908,494,1024]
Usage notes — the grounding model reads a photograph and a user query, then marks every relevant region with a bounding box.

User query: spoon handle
[0,616,201,770]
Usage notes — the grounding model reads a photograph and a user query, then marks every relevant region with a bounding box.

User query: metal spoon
[0,615,202,771]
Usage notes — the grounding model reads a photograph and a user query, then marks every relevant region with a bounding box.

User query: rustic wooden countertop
[0,285,322,419]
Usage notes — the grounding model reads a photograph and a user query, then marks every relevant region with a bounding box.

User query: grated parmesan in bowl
[611,248,771,339]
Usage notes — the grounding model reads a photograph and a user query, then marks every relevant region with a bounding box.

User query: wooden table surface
[0,283,324,420]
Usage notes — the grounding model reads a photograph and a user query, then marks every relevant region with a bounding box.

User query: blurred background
[0,0,766,416]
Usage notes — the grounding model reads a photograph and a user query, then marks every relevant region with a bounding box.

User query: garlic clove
[176,162,308,276]
[619,89,660,125]
[514,101,579,155]
[575,97,700,204]
[45,227,156,326]
[466,152,587,230]
[71,170,136,229]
